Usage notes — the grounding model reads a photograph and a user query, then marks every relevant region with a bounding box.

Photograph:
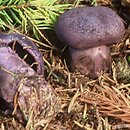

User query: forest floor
[0,0,130,130]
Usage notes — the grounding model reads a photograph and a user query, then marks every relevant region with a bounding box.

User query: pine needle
[0,0,72,47]
[80,84,130,123]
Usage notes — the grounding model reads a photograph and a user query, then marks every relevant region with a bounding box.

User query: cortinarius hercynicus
[0,33,60,127]
[55,6,125,78]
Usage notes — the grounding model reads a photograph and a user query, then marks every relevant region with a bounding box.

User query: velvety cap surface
[55,6,125,49]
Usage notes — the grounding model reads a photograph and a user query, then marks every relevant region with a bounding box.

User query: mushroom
[0,34,60,127]
[55,6,125,78]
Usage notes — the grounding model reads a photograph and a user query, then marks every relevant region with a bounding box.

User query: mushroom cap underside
[55,6,125,49]
[0,33,44,75]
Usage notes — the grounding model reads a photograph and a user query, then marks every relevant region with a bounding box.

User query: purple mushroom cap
[0,33,44,75]
[55,6,125,49]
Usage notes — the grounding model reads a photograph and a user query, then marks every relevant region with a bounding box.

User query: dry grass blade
[80,84,130,123]
[0,123,5,130]
[68,89,80,113]
[74,120,93,130]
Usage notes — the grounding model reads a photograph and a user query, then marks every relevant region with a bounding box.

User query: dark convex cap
[55,6,125,49]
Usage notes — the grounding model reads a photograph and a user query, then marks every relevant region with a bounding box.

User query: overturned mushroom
[55,6,125,78]
[0,33,60,127]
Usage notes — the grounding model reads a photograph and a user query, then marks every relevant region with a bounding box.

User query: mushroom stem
[0,47,61,125]
[69,45,112,78]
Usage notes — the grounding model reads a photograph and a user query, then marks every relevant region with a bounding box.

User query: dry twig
[80,84,130,124]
